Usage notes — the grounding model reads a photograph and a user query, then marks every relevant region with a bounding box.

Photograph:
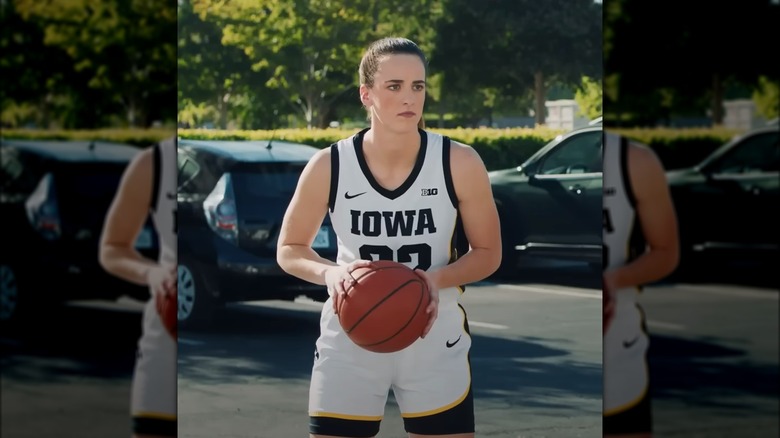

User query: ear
[359,84,371,107]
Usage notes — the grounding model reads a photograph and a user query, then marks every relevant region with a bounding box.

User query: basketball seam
[343,277,422,333]
[336,265,410,317]
[359,281,427,349]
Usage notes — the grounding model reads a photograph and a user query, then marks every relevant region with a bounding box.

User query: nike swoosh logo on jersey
[345,191,366,199]
[623,335,640,348]
[446,335,462,348]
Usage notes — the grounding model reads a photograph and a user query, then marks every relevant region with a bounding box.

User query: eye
[413,84,425,91]
[388,84,400,91]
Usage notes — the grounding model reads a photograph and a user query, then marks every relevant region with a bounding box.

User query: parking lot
[176,262,604,438]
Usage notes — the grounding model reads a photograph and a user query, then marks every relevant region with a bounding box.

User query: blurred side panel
[603,0,779,436]
[1,0,177,437]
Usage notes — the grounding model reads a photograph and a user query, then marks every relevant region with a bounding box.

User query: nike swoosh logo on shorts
[623,335,640,348]
[345,191,366,199]
[446,335,462,348]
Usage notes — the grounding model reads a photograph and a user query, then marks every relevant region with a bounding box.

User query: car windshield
[703,131,779,174]
[231,162,307,198]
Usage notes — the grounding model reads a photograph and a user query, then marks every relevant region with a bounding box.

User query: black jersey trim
[619,136,637,209]
[442,136,458,209]
[353,127,428,200]
[328,143,339,212]
[151,142,161,213]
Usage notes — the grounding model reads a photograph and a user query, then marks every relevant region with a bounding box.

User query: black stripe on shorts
[133,416,176,436]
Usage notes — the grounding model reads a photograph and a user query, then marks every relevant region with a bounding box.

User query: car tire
[177,259,220,330]
[0,263,53,330]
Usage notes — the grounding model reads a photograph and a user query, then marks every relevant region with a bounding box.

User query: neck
[363,125,421,165]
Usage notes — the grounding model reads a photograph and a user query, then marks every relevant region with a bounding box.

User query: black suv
[176,139,337,328]
[0,139,159,325]
[487,120,603,275]
[666,121,779,266]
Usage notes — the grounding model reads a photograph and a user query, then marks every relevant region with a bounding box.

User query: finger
[332,290,341,315]
[353,259,374,268]
[343,274,356,289]
[164,276,175,293]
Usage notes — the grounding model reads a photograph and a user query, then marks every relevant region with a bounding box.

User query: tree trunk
[534,70,546,126]
[127,95,137,128]
[218,91,229,130]
[711,73,723,126]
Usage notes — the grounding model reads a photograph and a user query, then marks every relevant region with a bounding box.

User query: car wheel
[177,261,218,330]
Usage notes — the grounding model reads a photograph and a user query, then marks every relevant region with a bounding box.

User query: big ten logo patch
[421,188,438,196]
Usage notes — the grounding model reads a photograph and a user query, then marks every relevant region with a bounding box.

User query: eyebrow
[385,79,427,85]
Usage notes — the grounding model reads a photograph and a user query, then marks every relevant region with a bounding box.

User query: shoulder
[625,140,669,200]
[626,140,665,180]
[447,138,486,173]
[125,146,154,179]
[298,145,334,185]
[309,145,333,168]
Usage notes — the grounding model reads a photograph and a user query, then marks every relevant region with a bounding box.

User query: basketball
[156,291,177,340]
[337,260,430,353]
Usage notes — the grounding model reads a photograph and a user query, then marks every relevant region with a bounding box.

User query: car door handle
[568,184,585,195]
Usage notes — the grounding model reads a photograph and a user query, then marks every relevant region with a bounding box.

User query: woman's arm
[276,148,340,285]
[429,141,503,289]
[99,147,174,294]
[604,142,680,291]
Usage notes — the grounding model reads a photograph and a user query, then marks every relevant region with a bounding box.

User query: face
[360,54,426,132]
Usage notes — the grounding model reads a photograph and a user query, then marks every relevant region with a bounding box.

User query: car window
[177,152,201,191]
[0,147,45,199]
[707,132,779,174]
[231,162,307,199]
[538,130,602,175]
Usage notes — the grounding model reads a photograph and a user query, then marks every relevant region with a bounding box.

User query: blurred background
[177,0,602,131]
[1,0,176,437]
[604,0,779,436]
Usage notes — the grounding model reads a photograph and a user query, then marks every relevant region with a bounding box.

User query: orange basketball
[156,291,177,340]
[337,260,430,353]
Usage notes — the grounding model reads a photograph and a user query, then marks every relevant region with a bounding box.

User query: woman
[99,137,178,438]
[277,37,502,438]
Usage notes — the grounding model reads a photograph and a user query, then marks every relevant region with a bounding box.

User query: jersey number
[359,243,432,271]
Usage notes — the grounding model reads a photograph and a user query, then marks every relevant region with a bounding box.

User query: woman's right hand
[325,259,374,314]
[146,264,177,299]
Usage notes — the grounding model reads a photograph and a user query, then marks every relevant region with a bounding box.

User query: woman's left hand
[414,269,439,338]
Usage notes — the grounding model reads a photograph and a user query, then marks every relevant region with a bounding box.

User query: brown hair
[359,37,427,129]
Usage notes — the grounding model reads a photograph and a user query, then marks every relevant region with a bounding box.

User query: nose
[402,89,414,105]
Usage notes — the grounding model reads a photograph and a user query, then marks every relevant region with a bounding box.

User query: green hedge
[2,126,740,171]
[609,127,741,169]
[177,127,566,171]
[1,128,175,148]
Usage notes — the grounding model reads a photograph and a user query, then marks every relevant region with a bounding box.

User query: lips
[398,111,416,117]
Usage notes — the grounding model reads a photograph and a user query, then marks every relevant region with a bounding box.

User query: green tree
[434,0,602,126]
[179,0,282,129]
[15,0,177,127]
[605,0,779,126]
[193,0,375,129]
[753,76,779,120]
[574,76,602,120]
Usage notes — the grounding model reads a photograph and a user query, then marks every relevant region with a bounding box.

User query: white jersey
[150,137,177,269]
[603,131,646,294]
[310,129,474,424]
[603,131,651,414]
[327,128,460,292]
[131,137,177,423]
